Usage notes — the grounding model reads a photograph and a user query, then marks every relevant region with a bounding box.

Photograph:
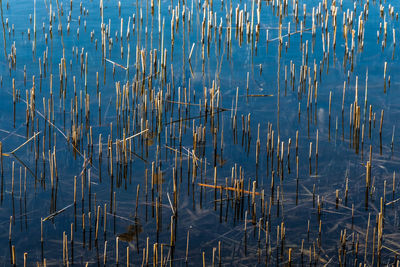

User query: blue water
[0,0,399,265]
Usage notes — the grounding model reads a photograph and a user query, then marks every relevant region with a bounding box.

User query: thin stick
[198,183,260,195]
[9,131,41,154]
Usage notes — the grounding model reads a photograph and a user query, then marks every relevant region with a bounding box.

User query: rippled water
[0,0,399,266]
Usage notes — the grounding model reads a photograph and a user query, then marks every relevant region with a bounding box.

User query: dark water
[0,0,399,265]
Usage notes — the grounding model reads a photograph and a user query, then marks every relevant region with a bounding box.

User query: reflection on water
[0,0,399,265]
[118,220,143,243]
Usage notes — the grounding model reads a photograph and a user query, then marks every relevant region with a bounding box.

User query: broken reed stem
[9,131,40,154]
[198,183,260,195]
